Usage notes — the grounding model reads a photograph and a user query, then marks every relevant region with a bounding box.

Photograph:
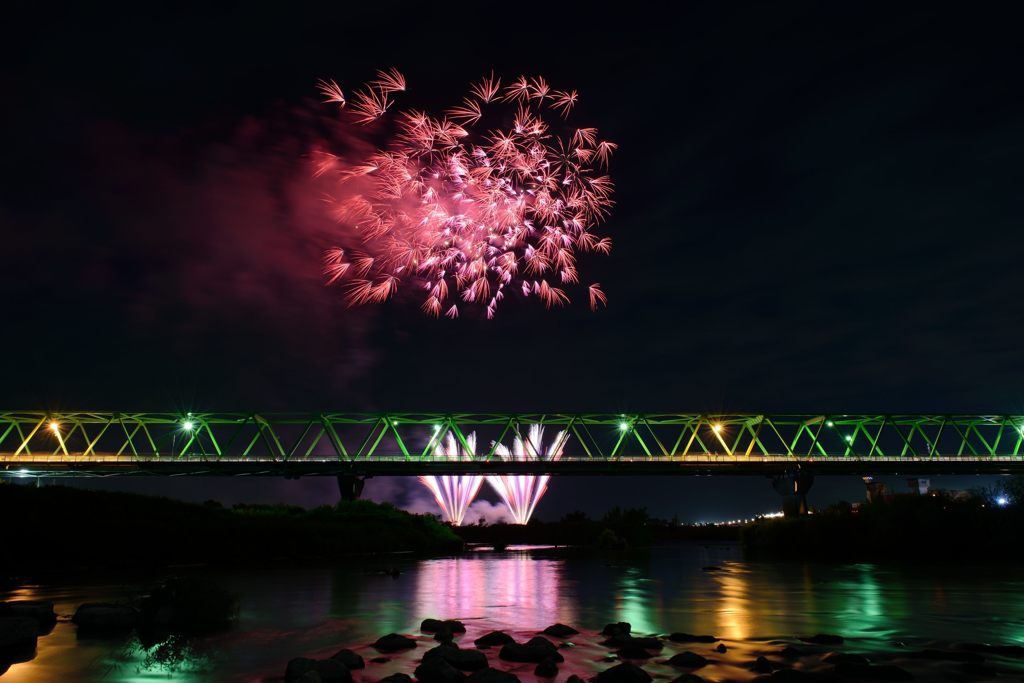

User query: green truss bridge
[2,412,1024,477]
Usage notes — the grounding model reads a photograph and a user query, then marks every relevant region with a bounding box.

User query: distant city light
[996,496,1009,507]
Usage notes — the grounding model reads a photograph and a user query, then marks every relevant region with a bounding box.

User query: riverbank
[0,482,461,577]
[742,492,1024,561]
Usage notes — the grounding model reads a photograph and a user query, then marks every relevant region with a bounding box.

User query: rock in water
[285,658,352,683]
[752,656,773,673]
[423,619,468,633]
[593,662,652,683]
[671,675,705,683]
[667,633,717,644]
[72,603,139,632]
[567,676,586,683]
[601,622,632,636]
[617,645,654,659]
[423,643,489,671]
[499,639,564,663]
[830,662,914,681]
[542,623,579,638]
[779,646,803,659]
[714,644,727,653]
[535,658,559,677]
[0,601,56,633]
[331,649,366,669]
[373,633,417,652]
[475,631,516,648]
[962,642,1024,657]
[799,634,843,645]
[379,675,413,683]
[602,635,663,650]
[667,652,707,669]
[467,668,520,683]
[0,617,37,649]
[416,657,468,683]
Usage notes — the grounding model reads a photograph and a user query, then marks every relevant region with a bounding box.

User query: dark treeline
[454,507,740,549]
[743,478,1024,561]
[0,483,460,577]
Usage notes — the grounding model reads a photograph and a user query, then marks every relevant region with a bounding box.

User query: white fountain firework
[488,425,568,525]
[419,432,484,526]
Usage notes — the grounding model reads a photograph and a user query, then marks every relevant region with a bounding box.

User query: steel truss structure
[1,412,1023,476]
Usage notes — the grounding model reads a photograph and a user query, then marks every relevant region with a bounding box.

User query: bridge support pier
[337,475,365,501]
[771,471,814,517]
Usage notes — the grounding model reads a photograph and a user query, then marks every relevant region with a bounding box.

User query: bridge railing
[2,412,1023,465]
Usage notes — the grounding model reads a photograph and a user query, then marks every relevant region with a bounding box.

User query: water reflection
[414,554,574,629]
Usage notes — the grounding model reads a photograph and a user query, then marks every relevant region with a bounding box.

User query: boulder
[423,643,489,671]
[567,676,586,683]
[752,656,773,673]
[331,649,366,669]
[416,657,467,683]
[906,649,982,662]
[542,623,579,638]
[285,657,352,683]
[962,642,1024,657]
[799,634,843,645]
[0,601,56,631]
[714,644,727,653]
[467,668,520,683]
[830,662,913,681]
[535,658,559,677]
[667,652,707,669]
[475,631,515,648]
[592,662,652,683]
[779,646,804,659]
[667,633,717,644]
[422,619,468,634]
[762,671,835,682]
[0,617,37,649]
[370,657,390,664]
[601,622,631,636]
[602,635,663,650]
[499,639,564,663]
[373,633,417,652]
[823,653,868,666]
[379,675,413,683]
[671,676,705,683]
[72,603,139,632]
[617,645,654,659]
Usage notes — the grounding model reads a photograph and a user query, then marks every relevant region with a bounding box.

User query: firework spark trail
[419,432,483,525]
[318,69,616,318]
[487,424,568,525]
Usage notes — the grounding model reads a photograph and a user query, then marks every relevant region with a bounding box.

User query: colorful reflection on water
[3,545,1024,681]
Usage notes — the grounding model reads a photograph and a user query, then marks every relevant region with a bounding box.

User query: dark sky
[2,2,1021,517]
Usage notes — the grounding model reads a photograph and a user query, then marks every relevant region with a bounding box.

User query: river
[3,543,1023,681]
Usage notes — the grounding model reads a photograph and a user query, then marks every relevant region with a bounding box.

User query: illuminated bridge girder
[1,412,1023,476]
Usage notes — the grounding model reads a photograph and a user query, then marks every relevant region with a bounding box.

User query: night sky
[3,2,1022,519]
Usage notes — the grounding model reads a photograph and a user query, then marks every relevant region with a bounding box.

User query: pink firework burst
[487,425,568,525]
[419,432,484,526]
[318,70,616,318]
